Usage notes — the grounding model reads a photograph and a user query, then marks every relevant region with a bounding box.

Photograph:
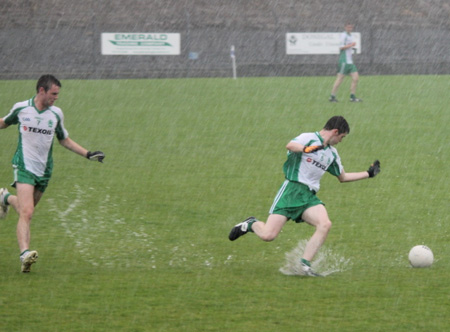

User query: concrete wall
[1,0,449,79]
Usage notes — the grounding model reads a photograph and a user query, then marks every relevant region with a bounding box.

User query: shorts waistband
[289,180,317,195]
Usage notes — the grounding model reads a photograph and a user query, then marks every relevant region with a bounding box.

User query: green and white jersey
[283,132,343,192]
[2,97,69,177]
[339,31,354,64]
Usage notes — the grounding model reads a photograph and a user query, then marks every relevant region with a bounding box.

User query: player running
[228,116,380,276]
[0,75,105,273]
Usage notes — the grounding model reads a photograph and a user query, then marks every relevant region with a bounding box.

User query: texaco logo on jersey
[23,126,53,135]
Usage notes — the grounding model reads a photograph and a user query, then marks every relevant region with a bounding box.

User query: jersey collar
[31,96,50,114]
[315,131,329,150]
[315,131,324,143]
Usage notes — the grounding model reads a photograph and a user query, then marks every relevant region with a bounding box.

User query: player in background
[0,74,105,273]
[329,23,362,102]
[228,116,380,276]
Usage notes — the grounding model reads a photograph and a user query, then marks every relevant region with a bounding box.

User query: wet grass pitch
[0,75,448,331]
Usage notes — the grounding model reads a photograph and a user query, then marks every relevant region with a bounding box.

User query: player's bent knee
[319,220,332,233]
[260,232,278,242]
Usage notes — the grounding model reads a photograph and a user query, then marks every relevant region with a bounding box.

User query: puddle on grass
[279,239,353,277]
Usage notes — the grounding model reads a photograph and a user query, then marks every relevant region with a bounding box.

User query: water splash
[279,239,353,277]
[47,184,155,269]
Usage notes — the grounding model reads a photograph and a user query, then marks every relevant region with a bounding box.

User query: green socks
[301,258,311,267]
[248,219,256,232]
[2,193,10,205]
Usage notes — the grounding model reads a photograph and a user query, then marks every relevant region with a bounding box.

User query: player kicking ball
[0,75,105,273]
[229,116,380,277]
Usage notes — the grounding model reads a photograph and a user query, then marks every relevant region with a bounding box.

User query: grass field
[0,75,448,331]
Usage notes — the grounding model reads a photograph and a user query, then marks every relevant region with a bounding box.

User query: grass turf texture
[0,76,448,331]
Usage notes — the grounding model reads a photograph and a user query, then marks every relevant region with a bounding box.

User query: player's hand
[303,145,324,153]
[87,151,105,163]
[367,160,380,178]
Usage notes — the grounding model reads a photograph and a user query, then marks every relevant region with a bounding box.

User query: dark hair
[323,116,350,134]
[36,74,61,93]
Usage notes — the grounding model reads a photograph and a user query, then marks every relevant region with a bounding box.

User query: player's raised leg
[250,214,288,242]
[229,214,288,241]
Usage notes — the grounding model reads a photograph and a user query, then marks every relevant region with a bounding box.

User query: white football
[408,245,433,268]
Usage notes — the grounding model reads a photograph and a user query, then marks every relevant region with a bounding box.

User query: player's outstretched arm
[59,137,105,162]
[59,137,88,157]
[337,160,381,183]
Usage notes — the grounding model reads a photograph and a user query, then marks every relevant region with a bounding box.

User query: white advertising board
[286,33,361,55]
[101,33,180,55]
